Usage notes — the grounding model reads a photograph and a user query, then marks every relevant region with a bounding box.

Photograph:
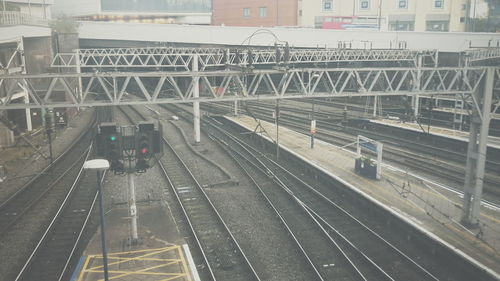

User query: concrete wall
[52,0,101,17]
[56,32,79,52]
[79,21,500,52]
[0,25,51,40]
[23,36,53,74]
[18,4,52,19]
[55,33,79,120]
[0,123,14,147]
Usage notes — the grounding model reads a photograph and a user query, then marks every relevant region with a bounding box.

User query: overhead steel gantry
[51,47,439,70]
[0,37,34,132]
[2,49,499,227]
[463,48,500,66]
[0,66,495,109]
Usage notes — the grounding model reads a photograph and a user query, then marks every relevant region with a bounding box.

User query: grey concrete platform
[226,115,500,279]
[74,203,199,281]
[370,119,500,149]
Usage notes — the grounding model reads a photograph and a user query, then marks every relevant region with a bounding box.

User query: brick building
[212,0,298,27]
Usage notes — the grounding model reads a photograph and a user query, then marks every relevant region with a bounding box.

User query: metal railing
[0,11,48,27]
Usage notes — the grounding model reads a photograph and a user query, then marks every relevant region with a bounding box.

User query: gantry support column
[193,54,201,144]
[461,67,494,227]
[19,37,32,131]
[412,54,423,119]
[234,100,239,116]
[128,172,138,243]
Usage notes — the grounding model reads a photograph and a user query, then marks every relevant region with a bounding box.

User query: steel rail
[206,100,500,201]
[158,136,261,281]
[216,137,326,281]
[157,157,217,281]
[0,112,97,211]
[14,144,93,281]
[206,116,442,281]
[209,120,401,281]
[218,135,372,281]
[0,146,90,237]
[56,174,101,281]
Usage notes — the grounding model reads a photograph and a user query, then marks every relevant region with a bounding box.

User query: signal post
[96,121,162,245]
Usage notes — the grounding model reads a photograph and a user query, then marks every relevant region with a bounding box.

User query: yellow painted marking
[105,257,180,262]
[334,162,427,214]
[77,255,92,281]
[102,261,180,281]
[238,116,500,260]
[481,212,500,224]
[178,244,193,281]
[85,269,184,276]
[159,275,187,281]
[89,247,174,270]
[446,223,499,256]
[79,246,190,281]
[106,245,178,256]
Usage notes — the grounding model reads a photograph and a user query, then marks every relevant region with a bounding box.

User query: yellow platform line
[77,254,93,281]
[102,260,182,281]
[106,245,178,256]
[159,275,188,281]
[178,244,193,281]
[85,269,184,276]
[89,247,176,270]
[105,257,180,262]
[78,246,190,281]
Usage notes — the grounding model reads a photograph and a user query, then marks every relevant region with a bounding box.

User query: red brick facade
[212,0,298,27]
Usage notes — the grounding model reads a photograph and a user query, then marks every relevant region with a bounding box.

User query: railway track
[15,146,98,281]
[157,135,261,281]
[217,135,390,281]
[208,118,441,281]
[200,101,500,201]
[206,115,498,281]
[119,104,261,280]
[1,109,108,281]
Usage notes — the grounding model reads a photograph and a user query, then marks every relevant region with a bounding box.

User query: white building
[299,0,488,32]
[2,0,53,20]
[51,0,211,25]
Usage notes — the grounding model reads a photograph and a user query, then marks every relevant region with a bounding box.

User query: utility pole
[45,112,54,164]
[193,54,201,144]
[275,100,280,160]
[128,173,138,243]
[378,0,383,31]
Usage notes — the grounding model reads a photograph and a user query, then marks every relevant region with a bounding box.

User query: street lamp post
[83,159,110,281]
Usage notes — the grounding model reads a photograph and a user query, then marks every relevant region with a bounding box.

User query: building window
[434,0,444,8]
[389,21,414,31]
[259,7,267,18]
[360,0,370,10]
[323,0,333,11]
[426,20,449,31]
[243,8,250,18]
[398,0,408,9]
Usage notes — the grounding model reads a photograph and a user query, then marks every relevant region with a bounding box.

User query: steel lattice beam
[52,47,438,70]
[1,67,497,110]
[464,48,500,65]
[0,38,25,75]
